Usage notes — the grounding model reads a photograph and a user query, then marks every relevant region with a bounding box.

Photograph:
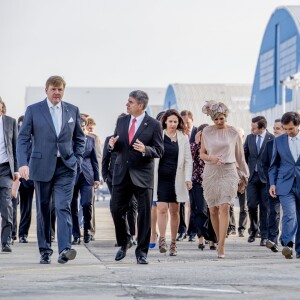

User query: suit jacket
[1,115,18,177]
[153,130,193,202]
[269,134,300,196]
[189,126,197,144]
[244,131,274,183]
[102,135,117,183]
[111,113,164,188]
[17,99,85,182]
[261,139,274,185]
[78,135,99,186]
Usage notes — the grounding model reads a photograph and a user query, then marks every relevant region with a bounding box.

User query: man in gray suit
[17,76,85,264]
[0,97,18,253]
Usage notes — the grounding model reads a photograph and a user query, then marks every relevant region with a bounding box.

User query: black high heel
[198,244,205,251]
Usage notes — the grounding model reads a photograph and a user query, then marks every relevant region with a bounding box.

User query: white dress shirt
[47,98,62,134]
[288,131,300,162]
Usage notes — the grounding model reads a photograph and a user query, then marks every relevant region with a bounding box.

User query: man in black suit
[109,90,164,264]
[262,119,285,252]
[102,116,138,246]
[71,117,100,245]
[244,116,274,246]
[0,97,19,253]
[179,110,197,241]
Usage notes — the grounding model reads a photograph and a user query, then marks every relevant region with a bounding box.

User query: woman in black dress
[156,109,193,256]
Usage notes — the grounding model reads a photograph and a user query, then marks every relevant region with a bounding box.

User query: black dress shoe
[58,248,77,264]
[296,252,300,259]
[137,256,149,264]
[72,237,81,245]
[248,235,255,243]
[2,243,12,252]
[84,233,91,244]
[115,241,133,261]
[40,253,51,264]
[260,238,267,246]
[176,233,187,241]
[19,236,28,243]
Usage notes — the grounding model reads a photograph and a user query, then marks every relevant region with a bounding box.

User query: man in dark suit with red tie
[109,90,164,264]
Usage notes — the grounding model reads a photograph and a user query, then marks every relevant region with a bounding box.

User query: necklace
[166,131,177,138]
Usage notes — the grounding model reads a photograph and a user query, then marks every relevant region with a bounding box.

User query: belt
[0,162,9,167]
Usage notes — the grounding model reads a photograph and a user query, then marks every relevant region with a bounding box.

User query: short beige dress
[202,125,249,208]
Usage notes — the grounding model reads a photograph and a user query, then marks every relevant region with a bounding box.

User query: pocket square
[68,117,74,123]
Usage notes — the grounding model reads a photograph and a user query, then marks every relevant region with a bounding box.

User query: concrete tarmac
[1,200,300,300]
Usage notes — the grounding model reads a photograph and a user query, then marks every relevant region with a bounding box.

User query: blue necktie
[255,135,262,171]
[51,105,59,136]
[256,135,262,153]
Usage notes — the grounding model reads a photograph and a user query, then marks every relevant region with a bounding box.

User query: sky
[1,0,300,120]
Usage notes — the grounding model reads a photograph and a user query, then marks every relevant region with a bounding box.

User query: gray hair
[129,90,149,109]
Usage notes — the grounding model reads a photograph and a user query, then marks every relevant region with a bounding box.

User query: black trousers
[71,173,93,238]
[267,186,280,244]
[247,172,269,239]
[228,192,248,231]
[107,179,137,237]
[188,183,217,242]
[110,171,152,258]
[178,203,187,234]
[18,180,34,238]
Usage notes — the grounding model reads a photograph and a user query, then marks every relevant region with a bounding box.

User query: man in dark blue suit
[71,117,100,245]
[17,76,85,264]
[262,119,285,253]
[269,112,300,259]
[244,116,274,246]
[109,90,164,264]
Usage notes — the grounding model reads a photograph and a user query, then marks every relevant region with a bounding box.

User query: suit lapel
[130,113,149,145]
[283,134,295,163]
[258,132,272,156]
[39,99,57,136]
[2,115,8,146]
[60,102,70,136]
[122,115,131,146]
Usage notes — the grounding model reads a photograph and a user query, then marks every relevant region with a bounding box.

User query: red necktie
[128,118,137,144]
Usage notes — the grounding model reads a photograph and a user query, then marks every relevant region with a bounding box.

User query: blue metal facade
[250,7,300,113]
[163,85,178,110]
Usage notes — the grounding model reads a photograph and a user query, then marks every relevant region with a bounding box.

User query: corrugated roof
[164,83,252,134]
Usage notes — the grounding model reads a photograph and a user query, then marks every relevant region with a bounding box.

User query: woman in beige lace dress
[200,101,249,258]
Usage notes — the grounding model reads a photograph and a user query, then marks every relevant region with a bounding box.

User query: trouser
[110,171,152,258]
[34,158,76,255]
[247,172,269,239]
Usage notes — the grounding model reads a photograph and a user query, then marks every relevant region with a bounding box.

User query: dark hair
[161,109,185,132]
[156,111,165,121]
[252,116,267,129]
[18,115,24,124]
[180,110,193,120]
[281,111,300,126]
[129,90,149,109]
[46,75,66,89]
[80,116,87,125]
[197,123,209,133]
[274,118,281,123]
[0,97,6,114]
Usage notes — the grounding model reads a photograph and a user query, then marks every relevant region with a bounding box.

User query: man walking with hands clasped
[17,76,85,264]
